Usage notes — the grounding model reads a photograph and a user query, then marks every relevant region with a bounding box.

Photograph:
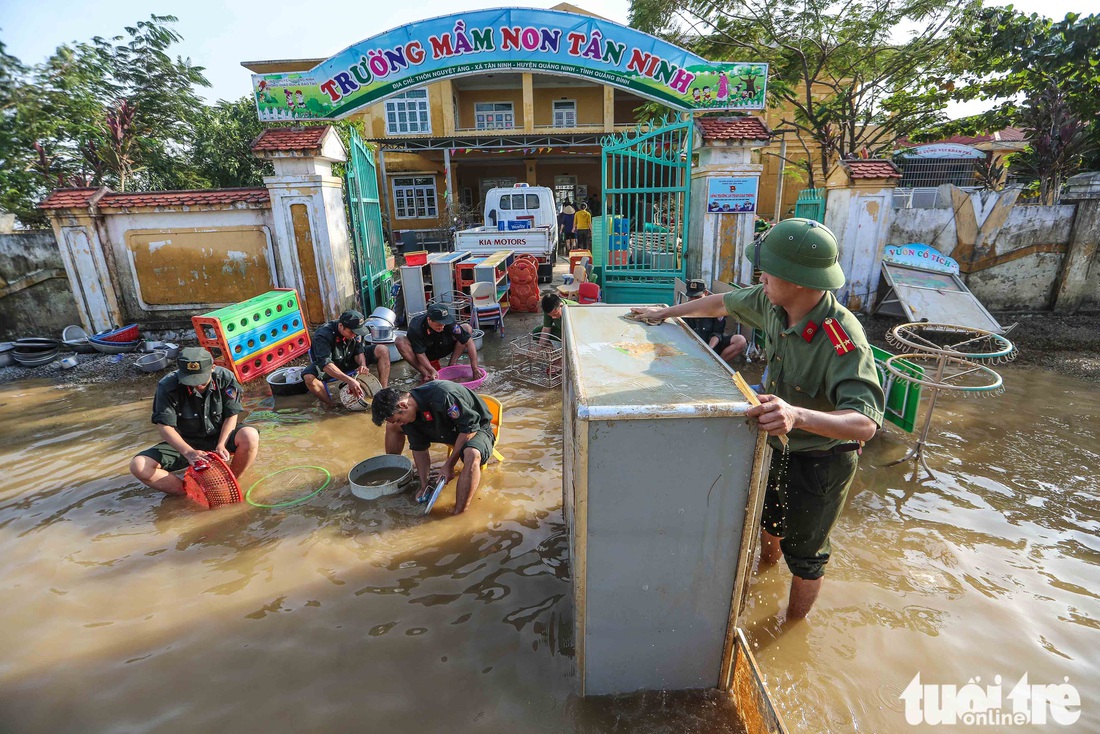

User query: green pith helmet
[746,218,845,290]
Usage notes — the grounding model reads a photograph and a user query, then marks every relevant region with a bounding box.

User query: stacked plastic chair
[192,288,311,383]
[508,255,541,313]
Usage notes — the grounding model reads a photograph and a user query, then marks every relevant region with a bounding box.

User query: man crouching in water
[370,383,496,514]
[129,347,259,496]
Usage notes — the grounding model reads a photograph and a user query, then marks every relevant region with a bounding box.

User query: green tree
[0,15,209,224]
[927,9,1100,199]
[188,97,272,189]
[631,0,978,187]
[1013,84,1094,204]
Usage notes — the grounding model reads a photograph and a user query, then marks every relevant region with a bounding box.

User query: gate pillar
[688,118,770,287]
[254,126,357,324]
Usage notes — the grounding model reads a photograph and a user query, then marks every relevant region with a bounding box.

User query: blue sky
[1,0,1089,115]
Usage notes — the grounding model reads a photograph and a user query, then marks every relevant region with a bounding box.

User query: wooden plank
[732,371,788,447]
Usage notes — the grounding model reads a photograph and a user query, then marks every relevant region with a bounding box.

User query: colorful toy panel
[191,289,311,383]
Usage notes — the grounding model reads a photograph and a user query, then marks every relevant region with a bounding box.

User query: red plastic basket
[182,453,243,509]
[97,324,140,343]
[404,250,429,267]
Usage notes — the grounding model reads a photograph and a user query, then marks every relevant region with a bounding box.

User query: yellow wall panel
[126,227,273,306]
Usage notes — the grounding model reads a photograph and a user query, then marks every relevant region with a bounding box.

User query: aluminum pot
[369,306,397,325]
[0,342,15,368]
[366,318,396,343]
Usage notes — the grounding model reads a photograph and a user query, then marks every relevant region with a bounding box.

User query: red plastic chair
[577,282,601,304]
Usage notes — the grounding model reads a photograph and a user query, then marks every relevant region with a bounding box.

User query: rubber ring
[246,465,333,508]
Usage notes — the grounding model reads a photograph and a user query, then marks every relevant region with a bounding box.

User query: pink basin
[436,364,488,390]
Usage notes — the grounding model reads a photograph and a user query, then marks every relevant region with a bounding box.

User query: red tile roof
[843,159,902,179]
[39,188,100,209]
[40,187,270,211]
[696,116,771,141]
[898,127,1027,147]
[251,126,331,153]
[100,188,270,209]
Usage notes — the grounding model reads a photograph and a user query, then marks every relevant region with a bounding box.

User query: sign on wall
[706,176,758,214]
[901,143,985,160]
[883,243,959,274]
[252,8,767,121]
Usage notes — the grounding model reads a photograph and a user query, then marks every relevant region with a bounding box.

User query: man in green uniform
[371,382,496,515]
[534,292,564,343]
[303,310,390,407]
[632,218,884,619]
[129,347,260,496]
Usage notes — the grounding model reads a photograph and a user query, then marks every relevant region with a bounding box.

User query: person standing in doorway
[631,219,884,620]
[561,199,576,253]
[574,202,592,249]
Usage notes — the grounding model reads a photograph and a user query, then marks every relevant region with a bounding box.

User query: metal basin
[12,347,60,367]
[349,455,415,500]
[266,366,309,396]
[135,350,169,373]
[386,331,406,363]
[90,338,141,355]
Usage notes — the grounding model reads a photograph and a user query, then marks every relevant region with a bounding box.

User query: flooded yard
[0,325,1096,732]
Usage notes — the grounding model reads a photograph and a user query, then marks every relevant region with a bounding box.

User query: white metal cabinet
[562,304,768,696]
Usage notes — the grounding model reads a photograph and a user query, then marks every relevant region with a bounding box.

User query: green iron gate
[599,114,693,304]
[793,187,826,223]
[345,129,390,312]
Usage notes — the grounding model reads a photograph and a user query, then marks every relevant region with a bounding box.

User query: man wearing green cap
[129,347,260,496]
[302,310,391,408]
[632,218,884,620]
[395,303,480,383]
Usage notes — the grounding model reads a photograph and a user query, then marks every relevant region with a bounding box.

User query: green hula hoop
[246,465,332,508]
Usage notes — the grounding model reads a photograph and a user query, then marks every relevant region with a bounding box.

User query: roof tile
[38,188,100,209]
[898,127,1027,147]
[251,126,331,153]
[40,187,270,211]
[843,159,902,179]
[696,116,771,141]
[100,188,270,209]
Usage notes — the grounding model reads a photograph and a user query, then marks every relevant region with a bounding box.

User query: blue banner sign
[252,8,767,121]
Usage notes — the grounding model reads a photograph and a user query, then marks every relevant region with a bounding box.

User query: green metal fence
[599,114,693,305]
[793,187,826,223]
[345,129,389,311]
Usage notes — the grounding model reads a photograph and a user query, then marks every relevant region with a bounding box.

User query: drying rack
[509,333,563,388]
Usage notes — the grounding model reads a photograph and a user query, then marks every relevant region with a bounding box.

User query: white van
[453,184,558,282]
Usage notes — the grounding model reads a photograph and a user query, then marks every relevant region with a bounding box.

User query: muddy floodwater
[0,326,1097,733]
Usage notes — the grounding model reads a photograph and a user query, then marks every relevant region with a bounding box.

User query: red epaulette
[823,317,854,356]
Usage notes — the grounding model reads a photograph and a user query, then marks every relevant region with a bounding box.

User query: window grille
[475,102,514,130]
[393,177,438,218]
[385,89,431,135]
[553,100,576,128]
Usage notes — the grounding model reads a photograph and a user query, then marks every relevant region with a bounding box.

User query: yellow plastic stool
[478,394,506,464]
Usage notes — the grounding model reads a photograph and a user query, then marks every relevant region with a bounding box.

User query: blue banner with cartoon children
[252,8,767,121]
